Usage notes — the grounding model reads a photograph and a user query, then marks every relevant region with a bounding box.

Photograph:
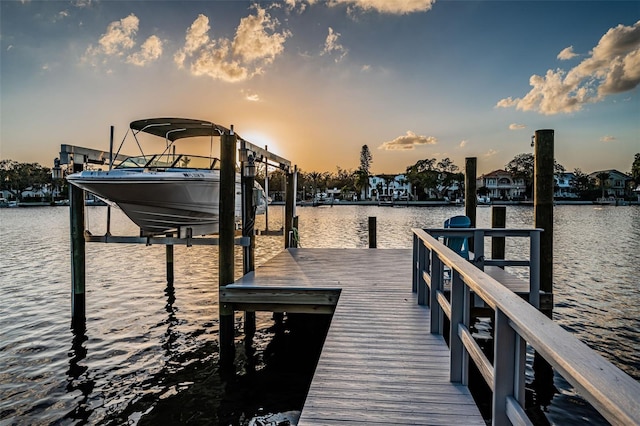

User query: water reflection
[65,323,93,424]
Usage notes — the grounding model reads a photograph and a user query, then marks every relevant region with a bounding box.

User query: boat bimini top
[130,118,232,142]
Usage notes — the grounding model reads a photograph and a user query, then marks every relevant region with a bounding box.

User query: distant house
[555,172,577,198]
[476,170,526,200]
[588,169,632,197]
[367,174,412,200]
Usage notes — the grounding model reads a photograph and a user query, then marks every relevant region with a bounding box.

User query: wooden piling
[465,157,477,248]
[532,128,555,406]
[219,130,237,369]
[534,129,554,304]
[368,216,377,248]
[242,152,257,342]
[491,206,506,268]
[284,167,296,248]
[166,233,174,285]
[69,165,86,328]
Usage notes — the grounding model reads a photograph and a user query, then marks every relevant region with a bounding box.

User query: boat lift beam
[58,144,129,167]
[239,139,291,172]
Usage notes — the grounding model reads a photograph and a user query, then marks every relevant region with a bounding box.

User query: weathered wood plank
[227,248,485,425]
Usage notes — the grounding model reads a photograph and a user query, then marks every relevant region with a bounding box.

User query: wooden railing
[412,228,640,426]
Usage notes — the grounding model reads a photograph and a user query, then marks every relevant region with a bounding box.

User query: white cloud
[484,149,498,158]
[557,46,578,60]
[322,27,348,62]
[329,0,436,15]
[459,140,467,148]
[497,20,640,115]
[175,6,290,82]
[378,131,437,150]
[600,135,616,142]
[99,14,138,55]
[84,13,162,68]
[127,35,163,66]
[509,123,526,130]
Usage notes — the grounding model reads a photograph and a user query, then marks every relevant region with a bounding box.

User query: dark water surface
[1,204,638,425]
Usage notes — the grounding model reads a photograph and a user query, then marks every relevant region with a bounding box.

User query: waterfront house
[476,170,526,200]
[588,169,633,198]
[367,174,412,200]
[555,172,578,198]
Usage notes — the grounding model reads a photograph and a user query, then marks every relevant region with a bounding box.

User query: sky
[1,0,639,176]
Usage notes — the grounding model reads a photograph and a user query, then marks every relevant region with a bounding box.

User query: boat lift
[64,125,297,348]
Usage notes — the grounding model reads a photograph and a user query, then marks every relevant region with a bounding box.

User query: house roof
[587,169,632,179]
[478,169,511,179]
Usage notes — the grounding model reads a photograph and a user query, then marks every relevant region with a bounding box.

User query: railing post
[412,233,418,293]
[450,270,468,384]
[493,309,526,425]
[529,230,541,309]
[417,243,428,306]
[472,229,484,270]
[430,255,443,334]
[491,206,506,269]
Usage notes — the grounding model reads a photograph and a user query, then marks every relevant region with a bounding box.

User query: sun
[239,130,281,156]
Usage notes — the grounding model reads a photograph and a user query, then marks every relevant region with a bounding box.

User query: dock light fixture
[244,154,256,178]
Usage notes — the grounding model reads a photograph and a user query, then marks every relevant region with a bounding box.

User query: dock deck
[222,248,486,425]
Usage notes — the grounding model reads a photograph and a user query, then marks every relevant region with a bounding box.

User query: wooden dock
[222,248,486,425]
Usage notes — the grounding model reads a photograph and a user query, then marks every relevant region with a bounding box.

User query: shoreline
[280,200,640,207]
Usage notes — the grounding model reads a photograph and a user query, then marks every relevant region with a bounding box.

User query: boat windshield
[115,154,219,170]
[116,156,152,168]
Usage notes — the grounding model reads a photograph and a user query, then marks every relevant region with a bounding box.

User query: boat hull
[67,170,242,236]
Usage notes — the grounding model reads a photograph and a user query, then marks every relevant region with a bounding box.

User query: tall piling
[241,151,257,342]
[532,128,555,406]
[219,129,237,370]
[284,166,297,248]
[166,233,174,285]
[465,157,477,248]
[69,161,86,329]
[368,216,377,248]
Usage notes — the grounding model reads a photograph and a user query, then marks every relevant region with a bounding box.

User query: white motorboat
[66,118,265,237]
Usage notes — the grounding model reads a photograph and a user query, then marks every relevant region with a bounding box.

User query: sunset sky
[1,0,638,175]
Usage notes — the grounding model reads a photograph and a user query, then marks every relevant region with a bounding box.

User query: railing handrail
[412,227,640,426]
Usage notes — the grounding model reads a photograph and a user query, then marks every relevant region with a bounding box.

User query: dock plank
[227,248,485,425]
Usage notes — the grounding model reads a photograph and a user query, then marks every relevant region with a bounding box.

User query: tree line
[2,151,640,202]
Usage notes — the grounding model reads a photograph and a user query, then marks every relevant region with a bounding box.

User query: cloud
[496,20,640,115]
[509,123,526,130]
[600,135,616,142]
[459,140,467,148]
[175,6,290,82]
[322,27,348,61]
[378,131,437,150]
[329,0,436,15]
[242,89,261,102]
[484,149,498,158]
[84,14,162,67]
[127,35,163,66]
[98,14,138,55]
[557,46,578,60]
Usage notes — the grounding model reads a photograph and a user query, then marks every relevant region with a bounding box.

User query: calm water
[0,204,638,425]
